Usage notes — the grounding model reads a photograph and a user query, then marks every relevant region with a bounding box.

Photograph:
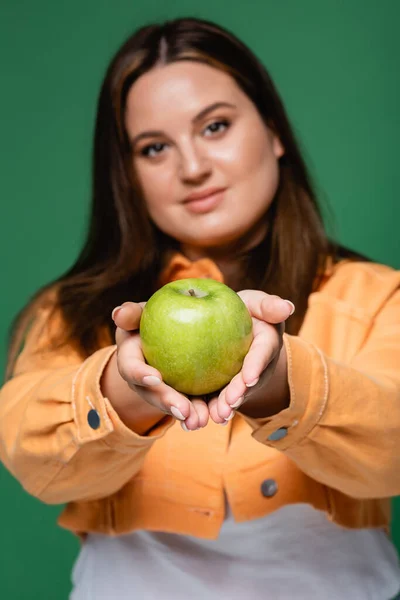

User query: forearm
[101,351,166,435]
[0,346,174,504]
[239,345,290,419]
[240,333,400,499]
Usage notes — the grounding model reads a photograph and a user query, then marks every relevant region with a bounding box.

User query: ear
[272,133,285,159]
[266,121,285,159]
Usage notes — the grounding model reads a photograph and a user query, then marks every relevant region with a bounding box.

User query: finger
[116,333,163,387]
[238,290,294,324]
[180,400,201,431]
[208,396,226,424]
[114,331,195,422]
[217,387,235,421]
[138,384,192,422]
[190,399,209,429]
[241,319,280,386]
[112,302,144,331]
[223,371,247,409]
[115,326,132,345]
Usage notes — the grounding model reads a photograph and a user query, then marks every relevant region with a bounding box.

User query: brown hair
[5,16,364,379]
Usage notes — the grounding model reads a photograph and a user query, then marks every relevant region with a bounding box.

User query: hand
[206,292,294,424]
[112,292,293,431]
[112,303,210,431]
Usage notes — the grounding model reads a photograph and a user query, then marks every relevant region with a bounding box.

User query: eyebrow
[129,101,236,147]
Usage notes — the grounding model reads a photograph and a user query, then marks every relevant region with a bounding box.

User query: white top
[70,501,400,599]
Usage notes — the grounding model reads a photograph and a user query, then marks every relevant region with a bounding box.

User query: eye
[140,142,167,158]
[203,119,230,137]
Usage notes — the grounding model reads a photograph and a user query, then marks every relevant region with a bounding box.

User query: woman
[1,17,400,600]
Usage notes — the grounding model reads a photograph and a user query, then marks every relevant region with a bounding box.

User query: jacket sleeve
[0,304,174,505]
[241,283,400,500]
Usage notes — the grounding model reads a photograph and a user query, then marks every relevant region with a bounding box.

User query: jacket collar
[160,251,336,290]
[159,252,225,286]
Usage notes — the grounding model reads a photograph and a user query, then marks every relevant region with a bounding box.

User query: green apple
[139,278,253,396]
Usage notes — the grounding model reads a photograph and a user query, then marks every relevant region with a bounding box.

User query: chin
[180,229,241,249]
[190,218,263,246]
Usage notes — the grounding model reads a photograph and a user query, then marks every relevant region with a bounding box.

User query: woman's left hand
[207,291,294,425]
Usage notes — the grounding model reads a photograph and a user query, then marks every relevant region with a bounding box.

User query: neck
[180,219,268,289]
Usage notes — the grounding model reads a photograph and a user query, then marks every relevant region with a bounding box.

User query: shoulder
[328,259,400,289]
[13,285,63,350]
[316,259,400,319]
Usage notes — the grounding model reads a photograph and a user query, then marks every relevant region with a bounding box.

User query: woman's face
[125,61,284,252]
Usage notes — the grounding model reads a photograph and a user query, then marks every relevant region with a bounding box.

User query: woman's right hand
[112,302,209,431]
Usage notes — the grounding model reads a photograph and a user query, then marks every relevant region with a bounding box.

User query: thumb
[237,290,295,324]
[112,302,146,332]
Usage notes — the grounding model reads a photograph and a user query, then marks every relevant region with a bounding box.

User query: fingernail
[111,306,122,321]
[246,378,259,388]
[170,406,185,421]
[224,411,235,421]
[181,421,190,432]
[231,396,244,409]
[284,300,295,316]
[220,420,229,426]
[142,375,162,386]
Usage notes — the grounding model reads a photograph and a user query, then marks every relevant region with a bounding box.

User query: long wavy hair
[5,16,364,379]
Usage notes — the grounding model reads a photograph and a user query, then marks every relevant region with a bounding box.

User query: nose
[177,141,211,182]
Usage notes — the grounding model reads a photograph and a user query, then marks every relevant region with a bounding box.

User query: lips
[183,188,226,214]
[183,187,226,203]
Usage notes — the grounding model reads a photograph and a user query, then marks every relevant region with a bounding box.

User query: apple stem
[188,289,196,297]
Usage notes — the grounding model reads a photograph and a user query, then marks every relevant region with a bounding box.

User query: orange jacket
[1,256,400,539]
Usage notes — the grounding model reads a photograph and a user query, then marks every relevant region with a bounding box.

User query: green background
[1,1,399,598]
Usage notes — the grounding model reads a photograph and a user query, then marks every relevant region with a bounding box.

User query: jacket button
[87,409,100,430]
[267,427,288,442]
[261,479,278,498]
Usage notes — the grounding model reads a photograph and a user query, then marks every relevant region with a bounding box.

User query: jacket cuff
[72,346,174,450]
[239,334,329,450]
